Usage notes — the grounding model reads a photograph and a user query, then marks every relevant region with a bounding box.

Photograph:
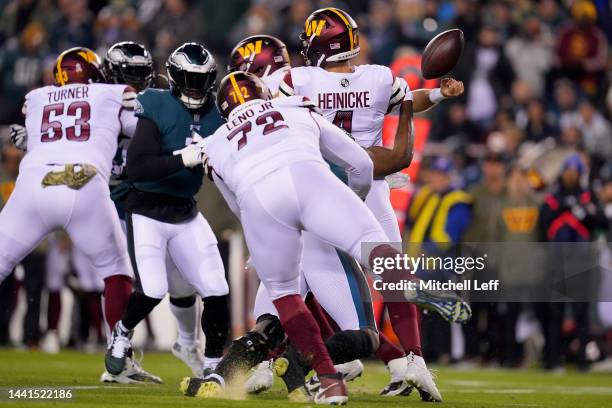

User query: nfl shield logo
[340,78,350,88]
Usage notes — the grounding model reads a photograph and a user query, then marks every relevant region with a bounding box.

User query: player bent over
[0,47,158,382]
[104,43,230,378]
[226,31,467,401]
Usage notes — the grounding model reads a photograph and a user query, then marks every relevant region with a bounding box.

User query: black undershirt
[125,117,198,223]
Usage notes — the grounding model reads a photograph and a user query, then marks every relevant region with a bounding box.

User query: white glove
[385,172,410,189]
[173,144,206,168]
[9,124,27,150]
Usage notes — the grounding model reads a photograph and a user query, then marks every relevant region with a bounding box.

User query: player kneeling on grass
[179,72,470,403]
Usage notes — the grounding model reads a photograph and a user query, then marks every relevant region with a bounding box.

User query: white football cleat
[100,357,163,384]
[172,342,205,377]
[313,375,348,405]
[306,359,364,394]
[245,359,274,394]
[405,352,442,402]
[380,356,413,397]
[41,330,60,354]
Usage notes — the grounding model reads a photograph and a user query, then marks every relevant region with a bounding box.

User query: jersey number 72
[41,101,91,142]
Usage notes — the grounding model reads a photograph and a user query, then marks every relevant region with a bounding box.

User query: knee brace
[325,329,376,365]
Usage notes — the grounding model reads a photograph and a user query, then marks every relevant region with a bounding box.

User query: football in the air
[421,29,464,79]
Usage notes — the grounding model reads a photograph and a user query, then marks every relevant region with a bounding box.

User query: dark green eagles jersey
[133,89,223,198]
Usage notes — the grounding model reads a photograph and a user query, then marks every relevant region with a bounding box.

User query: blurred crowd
[0,0,611,371]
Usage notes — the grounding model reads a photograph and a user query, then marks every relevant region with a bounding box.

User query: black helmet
[104,41,154,91]
[166,42,217,109]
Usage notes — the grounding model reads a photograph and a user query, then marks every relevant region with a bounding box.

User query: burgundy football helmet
[300,7,360,67]
[228,35,290,78]
[53,47,105,86]
[216,71,271,119]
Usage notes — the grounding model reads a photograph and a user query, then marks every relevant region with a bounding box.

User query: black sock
[121,292,162,330]
[202,295,230,358]
[325,330,374,365]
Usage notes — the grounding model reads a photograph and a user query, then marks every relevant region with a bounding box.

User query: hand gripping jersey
[22,83,137,181]
[278,64,410,148]
[202,96,373,200]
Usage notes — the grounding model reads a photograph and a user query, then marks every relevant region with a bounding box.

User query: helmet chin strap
[316,53,326,67]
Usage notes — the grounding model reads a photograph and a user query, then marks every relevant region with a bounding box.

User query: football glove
[9,124,27,150]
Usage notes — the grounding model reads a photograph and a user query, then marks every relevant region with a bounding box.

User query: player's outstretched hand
[440,78,464,97]
[9,124,27,150]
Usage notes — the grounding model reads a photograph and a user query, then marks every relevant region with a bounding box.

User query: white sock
[204,357,222,370]
[170,301,198,348]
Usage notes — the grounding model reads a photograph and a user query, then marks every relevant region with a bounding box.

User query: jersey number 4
[227,111,288,150]
[333,110,353,133]
[41,101,91,142]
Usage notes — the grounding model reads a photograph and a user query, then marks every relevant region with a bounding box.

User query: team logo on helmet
[237,40,263,59]
[305,20,326,37]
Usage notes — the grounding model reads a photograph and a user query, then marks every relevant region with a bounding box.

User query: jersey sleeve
[278,70,295,97]
[387,76,412,114]
[312,112,373,199]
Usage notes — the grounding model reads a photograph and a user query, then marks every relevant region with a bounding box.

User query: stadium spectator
[456,24,515,131]
[537,154,607,370]
[505,16,553,97]
[404,157,472,363]
[554,0,608,98]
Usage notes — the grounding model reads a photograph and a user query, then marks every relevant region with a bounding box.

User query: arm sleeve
[312,113,373,199]
[212,172,241,219]
[126,117,185,182]
[387,76,412,114]
[278,71,295,97]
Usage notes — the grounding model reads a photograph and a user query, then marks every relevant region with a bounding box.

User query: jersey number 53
[41,101,91,143]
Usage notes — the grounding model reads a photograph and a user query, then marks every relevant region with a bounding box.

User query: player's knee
[139,279,168,299]
[254,313,286,349]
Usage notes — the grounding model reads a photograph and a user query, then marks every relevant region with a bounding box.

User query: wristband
[429,88,446,104]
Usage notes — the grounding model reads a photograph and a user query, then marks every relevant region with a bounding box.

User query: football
[421,29,465,79]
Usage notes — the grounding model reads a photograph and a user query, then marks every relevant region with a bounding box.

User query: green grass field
[0,350,611,407]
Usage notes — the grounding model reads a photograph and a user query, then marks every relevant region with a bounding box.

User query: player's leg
[42,234,69,353]
[166,213,229,373]
[240,171,345,404]
[183,169,344,403]
[291,162,443,400]
[166,259,204,377]
[365,182,439,400]
[0,168,55,283]
[64,178,134,334]
[81,209,167,377]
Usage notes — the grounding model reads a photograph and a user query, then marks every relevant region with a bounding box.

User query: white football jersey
[22,83,136,181]
[202,96,373,200]
[261,66,290,96]
[279,65,410,148]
